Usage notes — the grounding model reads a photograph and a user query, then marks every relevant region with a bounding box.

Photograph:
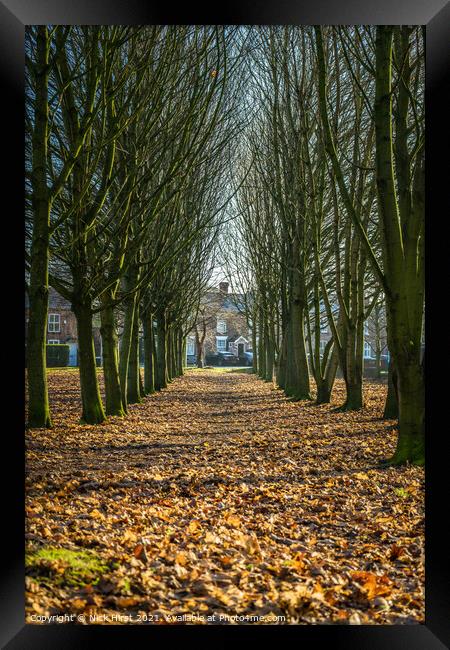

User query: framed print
[2,0,449,647]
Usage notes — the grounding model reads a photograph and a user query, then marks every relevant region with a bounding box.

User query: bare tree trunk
[251,318,258,374]
[375,27,424,464]
[142,310,155,395]
[119,268,138,409]
[127,303,141,404]
[73,302,106,424]
[257,306,266,379]
[155,309,168,390]
[195,320,206,368]
[383,357,399,419]
[100,299,125,416]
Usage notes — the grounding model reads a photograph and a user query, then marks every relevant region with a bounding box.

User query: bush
[46,344,70,367]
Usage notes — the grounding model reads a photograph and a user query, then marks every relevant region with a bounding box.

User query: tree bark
[118,273,137,409]
[100,301,125,416]
[168,326,176,380]
[195,320,206,368]
[142,311,155,395]
[393,359,424,463]
[383,357,399,419]
[257,307,266,379]
[127,302,141,404]
[251,319,258,374]
[177,329,185,376]
[316,342,339,405]
[342,324,364,410]
[375,27,424,464]
[155,309,168,390]
[73,302,106,424]
[287,294,311,400]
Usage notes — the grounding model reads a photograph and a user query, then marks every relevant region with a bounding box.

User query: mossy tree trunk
[119,267,138,410]
[383,357,399,419]
[155,309,168,390]
[73,302,106,424]
[342,322,364,411]
[287,256,311,401]
[100,299,125,416]
[306,269,338,406]
[316,344,339,404]
[375,27,424,464]
[168,325,176,380]
[264,332,274,381]
[142,310,155,395]
[312,333,339,405]
[177,329,185,375]
[251,316,258,375]
[257,306,266,379]
[276,293,288,389]
[126,301,141,405]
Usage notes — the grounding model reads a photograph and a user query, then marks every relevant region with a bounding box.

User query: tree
[26,26,102,426]
[374,26,424,464]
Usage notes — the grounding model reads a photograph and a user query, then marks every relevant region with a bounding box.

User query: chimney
[219,281,229,294]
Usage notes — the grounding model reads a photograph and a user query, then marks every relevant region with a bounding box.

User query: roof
[25,287,72,310]
[228,335,249,344]
[48,287,72,310]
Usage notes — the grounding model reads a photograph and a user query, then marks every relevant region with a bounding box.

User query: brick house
[186,286,388,374]
[186,282,251,364]
[25,287,102,366]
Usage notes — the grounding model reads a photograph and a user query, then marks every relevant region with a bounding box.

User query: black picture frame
[3,0,449,647]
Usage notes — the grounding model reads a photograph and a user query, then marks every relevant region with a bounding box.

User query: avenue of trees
[221,26,424,465]
[26,26,244,426]
[26,25,424,466]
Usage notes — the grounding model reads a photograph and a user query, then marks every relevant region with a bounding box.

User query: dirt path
[26,369,424,625]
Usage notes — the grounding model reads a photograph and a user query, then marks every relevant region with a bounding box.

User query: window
[364,322,369,335]
[319,340,327,355]
[217,319,227,334]
[187,338,195,356]
[364,341,373,359]
[216,336,227,352]
[48,313,60,333]
[48,339,60,345]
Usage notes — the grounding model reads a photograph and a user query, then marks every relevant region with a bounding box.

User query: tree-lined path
[25,25,425,627]
[26,369,424,624]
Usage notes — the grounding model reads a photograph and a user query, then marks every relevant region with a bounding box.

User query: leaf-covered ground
[25,368,424,625]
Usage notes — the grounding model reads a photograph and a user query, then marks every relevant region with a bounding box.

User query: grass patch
[394,487,413,499]
[26,547,109,587]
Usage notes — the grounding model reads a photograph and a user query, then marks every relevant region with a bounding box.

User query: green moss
[119,577,132,594]
[26,547,108,587]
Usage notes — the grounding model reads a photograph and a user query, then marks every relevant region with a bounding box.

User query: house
[25,287,102,367]
[186,286,389,374]
[186,282,251,364]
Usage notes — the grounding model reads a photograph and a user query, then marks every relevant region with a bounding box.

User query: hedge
[46,344,70,367]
